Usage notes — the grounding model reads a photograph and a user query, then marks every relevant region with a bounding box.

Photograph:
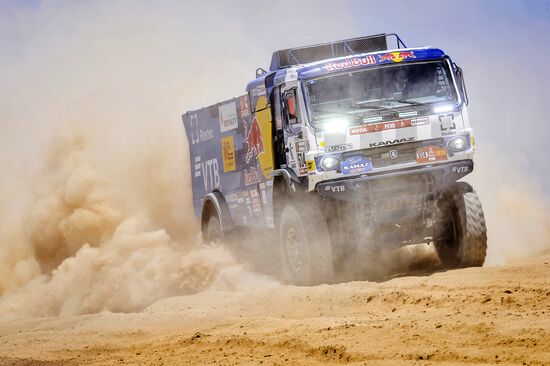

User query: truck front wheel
[279,201,334,285]
[434,182,487,268]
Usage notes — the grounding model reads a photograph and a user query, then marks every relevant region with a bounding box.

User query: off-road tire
[434,182,487,268]
[279,199,334,285]
[204,214,223,245]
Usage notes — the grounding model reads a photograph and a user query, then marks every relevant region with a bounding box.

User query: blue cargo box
[182,92,275,228]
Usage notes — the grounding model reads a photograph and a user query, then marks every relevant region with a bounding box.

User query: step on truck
[183,34,487,284]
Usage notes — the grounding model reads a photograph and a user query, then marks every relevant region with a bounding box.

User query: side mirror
[283,89,298,124]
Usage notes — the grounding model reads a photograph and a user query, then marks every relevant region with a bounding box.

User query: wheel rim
[285,227,304,273]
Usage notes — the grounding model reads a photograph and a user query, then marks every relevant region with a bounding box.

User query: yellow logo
[307,160,316,172]
[221,135,236,172]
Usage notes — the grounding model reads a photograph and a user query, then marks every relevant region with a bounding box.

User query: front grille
[343,138,445,169]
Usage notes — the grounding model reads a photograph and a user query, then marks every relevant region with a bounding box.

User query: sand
[0,252,548,366]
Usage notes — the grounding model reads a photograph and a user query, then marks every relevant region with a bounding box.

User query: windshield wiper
[383,98,426,107]
[351,101,400,113]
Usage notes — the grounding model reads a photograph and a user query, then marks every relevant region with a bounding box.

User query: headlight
[320,156,340,171]
[433,104,456,114]
[322,118,350,134]
[447,136,468,152]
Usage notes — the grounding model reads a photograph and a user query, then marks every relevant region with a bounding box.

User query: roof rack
[269,33,406,71]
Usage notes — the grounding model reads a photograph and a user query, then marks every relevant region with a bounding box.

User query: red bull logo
[325,55,376,71]
[378,51,416,63]
[245,116,264,164]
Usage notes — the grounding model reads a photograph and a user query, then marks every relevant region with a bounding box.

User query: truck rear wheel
[279,200,334,285]
[204,214,223,245]
[434,182,487,268]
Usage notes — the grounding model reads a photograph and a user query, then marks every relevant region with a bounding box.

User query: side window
[271,86,287,168]
[283,88,299,125]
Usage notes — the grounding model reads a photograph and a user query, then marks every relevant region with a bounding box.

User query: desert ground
[0,251,548,366]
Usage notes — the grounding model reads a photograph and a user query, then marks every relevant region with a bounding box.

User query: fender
[200,191,234,232]
[271,168,304,192]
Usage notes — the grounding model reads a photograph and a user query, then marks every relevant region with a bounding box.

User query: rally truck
[182,33,487,284]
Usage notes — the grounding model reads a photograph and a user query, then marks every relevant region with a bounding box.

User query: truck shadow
[225,230,447,285]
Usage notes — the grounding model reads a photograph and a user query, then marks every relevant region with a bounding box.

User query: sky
[1,0,550,190]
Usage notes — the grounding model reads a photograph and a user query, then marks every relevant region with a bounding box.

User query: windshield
[304,60,458,125]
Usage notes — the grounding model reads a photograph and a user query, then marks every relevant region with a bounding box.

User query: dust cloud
[1,1,549,320]
[0,133,275,320]
[471,147,550,265]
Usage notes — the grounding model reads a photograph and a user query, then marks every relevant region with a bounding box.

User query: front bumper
[316,159,473,202]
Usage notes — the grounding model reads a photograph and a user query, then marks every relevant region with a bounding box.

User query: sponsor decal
[295,140,309,153]
[243,167,261,186]
[221,135,236,172]
[411,117,429,126]
[297,152,307,175]
[199,128,214,142]
[399,111,418,118]
[225,192,245,210]
[342,156,372,175]
[239,95,251,119]
[439,114,457,135]
[249,189,262,214]
[194,156,220,191]
[324,185,346,193]
[188,114,214,145]
[452,165,469,174]
[245,116,264,164]
[306,160,316,172]
[378,51,416,63]
[193,156,201,178]
[238,192,246,204]
[416,146,448,163]
[363,115,383,123]
[325,55,376,72]
[370,137,415,147]
[349,118,428,135]
[251,84,266,97]
[325,143,352,153]
[219,102,238,132]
